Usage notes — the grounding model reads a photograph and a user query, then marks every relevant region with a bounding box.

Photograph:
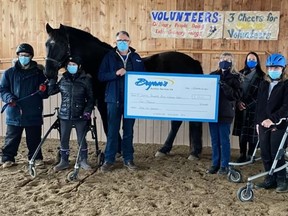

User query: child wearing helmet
[48,55,94,171]
[255,53,288,192]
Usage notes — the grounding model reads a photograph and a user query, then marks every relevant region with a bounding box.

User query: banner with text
[223,11,279,40]
[150,10,224,39]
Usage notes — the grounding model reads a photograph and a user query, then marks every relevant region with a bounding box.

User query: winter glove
[8,99,17,107]
[83,112,91,120]
[39,84,47,92]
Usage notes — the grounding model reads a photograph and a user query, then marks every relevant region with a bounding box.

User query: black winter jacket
[255,79,288,129]
[48,71,94,120]
[210,70,242,123]
[0,60,48,126]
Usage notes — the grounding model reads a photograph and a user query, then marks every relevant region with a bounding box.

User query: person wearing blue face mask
[233,52,265,163]
[254,53,288,193]
[48,55,94,171]
[0,43,48,168]
[207,52,242,175]
[98,31,146,172]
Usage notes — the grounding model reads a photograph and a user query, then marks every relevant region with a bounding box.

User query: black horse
[44,24,203,155]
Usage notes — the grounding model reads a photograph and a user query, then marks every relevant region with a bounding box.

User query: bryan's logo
[135,78,174,90]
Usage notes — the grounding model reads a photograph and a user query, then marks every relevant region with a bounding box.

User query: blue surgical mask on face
[19,56,31,66]
[219,61,232,70]
[117,41,129,52]
[247,60,257,68]
[268,70,282,80]
[67,65,78,74]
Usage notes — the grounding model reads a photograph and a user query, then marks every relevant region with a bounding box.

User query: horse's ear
[60,24,65,30]
[46,23,53,34]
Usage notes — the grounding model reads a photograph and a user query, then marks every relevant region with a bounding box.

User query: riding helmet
[68,55,82,66]
[266,53,286,67]
[16,43,34,57]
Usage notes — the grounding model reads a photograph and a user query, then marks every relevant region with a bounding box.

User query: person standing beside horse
[48,55,94,171]
[0,43,48,168]
[98,30,145,172]
[206,52,242,175]
[232,52,265,163]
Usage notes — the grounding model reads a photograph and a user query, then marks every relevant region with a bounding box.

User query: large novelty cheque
[124,72,220,122]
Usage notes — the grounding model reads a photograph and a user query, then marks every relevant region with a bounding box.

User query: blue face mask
[247,60,257,68]
[19,56,31,66]
[67,65,78,74]
[117,41,129,52]
[268,70,282,80]
[219,61,232,70]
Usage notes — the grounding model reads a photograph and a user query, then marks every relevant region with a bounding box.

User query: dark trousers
[259,126,287,179]
[1,125,43,162]
[60,120,88,154]
[159,121,202,156]
[239,136,257,156]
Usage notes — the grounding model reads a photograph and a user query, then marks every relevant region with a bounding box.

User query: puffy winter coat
[48,71,94,120]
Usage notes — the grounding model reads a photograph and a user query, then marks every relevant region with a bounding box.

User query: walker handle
[273,117,288,126]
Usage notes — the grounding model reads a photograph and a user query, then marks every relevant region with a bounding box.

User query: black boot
[54,150,69,171]
[276,177,288,193]
[236,154,247,163]
[255,175,277,189]
[79,149,92,170]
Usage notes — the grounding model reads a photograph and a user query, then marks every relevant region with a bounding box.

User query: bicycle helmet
[67,55,82,65]
[16,43,34,57]
[266,53,286,67]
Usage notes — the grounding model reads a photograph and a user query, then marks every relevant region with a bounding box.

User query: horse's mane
[63,25,113,50]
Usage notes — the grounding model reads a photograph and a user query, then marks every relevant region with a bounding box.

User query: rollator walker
[227,140,261,183]
[237,117,288,202]
[27,107,105,181]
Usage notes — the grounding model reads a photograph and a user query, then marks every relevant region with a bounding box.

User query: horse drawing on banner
[44,24,204,147]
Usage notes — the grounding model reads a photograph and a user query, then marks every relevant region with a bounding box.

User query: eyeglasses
[116,39,129,42]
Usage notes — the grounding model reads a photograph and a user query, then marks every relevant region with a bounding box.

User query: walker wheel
[97,152,105,166]
[67,171,78,182]
[237,186,254,202]
[28,166,37,178]
[227,169,242,183]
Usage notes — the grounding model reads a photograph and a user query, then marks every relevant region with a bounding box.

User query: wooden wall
[0,0,287,148]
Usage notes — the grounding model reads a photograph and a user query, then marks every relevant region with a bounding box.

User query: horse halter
[45,33,71,69]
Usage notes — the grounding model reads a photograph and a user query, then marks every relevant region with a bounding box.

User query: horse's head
[45,23,71,79]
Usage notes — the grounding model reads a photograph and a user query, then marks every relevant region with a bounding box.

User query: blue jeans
[209,122,231,168]
[105,103,135,164]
